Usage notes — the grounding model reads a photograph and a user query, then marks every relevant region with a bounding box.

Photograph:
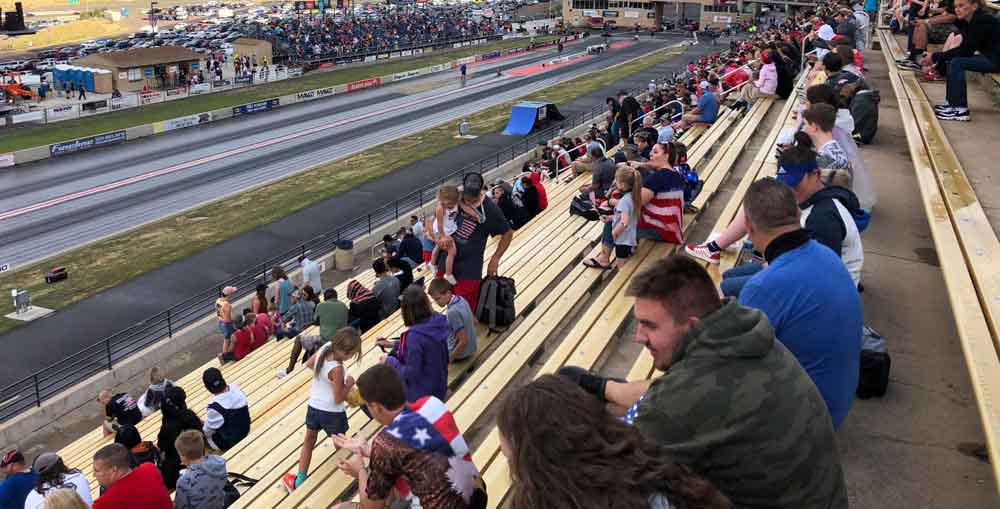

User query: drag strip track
[0,38,674,269]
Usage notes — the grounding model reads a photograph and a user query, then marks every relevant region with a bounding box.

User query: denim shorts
[305,406,349,436]
[218,321,236,339]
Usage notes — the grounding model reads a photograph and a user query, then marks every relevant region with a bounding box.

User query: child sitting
[174,430,227,509]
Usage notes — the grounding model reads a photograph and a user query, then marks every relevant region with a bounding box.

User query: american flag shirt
[638,168,686,244]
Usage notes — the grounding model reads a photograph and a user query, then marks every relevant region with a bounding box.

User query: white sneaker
[276,369,288,379]
[445,274,457,285]
[685,243,721,264]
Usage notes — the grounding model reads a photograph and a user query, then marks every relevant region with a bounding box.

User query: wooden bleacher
[474,96,776,507]
[878,28,1000,490]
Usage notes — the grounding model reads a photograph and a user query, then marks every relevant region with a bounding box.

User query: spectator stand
[878,28,1000,488]
[296,82,773,508]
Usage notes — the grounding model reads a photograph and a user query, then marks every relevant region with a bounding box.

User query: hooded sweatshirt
[755,62,778,96]
[800,186,864,285]
[384,313,450,402]
[174,455,228,509]
[634,299,848,509]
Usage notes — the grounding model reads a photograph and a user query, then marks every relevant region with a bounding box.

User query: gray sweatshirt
[174,455,227,509]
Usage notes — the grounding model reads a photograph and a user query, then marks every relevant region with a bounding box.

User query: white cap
[699,80,710,90]
[818,24,835,41]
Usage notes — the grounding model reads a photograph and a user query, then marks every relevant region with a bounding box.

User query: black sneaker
[934,103,953,112]
[936,107,970,121]
[897,59,921,70]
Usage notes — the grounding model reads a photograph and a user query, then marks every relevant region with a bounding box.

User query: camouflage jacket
[635,299,848,509]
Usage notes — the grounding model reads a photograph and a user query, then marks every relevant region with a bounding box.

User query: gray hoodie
[174,455,227,509]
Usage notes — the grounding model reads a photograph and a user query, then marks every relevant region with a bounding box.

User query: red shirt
[232,327,254,360]
[255,313,274,337]
[251,321,269,352]
[93,463,172,509]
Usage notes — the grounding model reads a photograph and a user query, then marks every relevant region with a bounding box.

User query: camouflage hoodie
[635,299,848,509]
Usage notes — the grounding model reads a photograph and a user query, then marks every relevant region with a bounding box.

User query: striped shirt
[638,168,686,244]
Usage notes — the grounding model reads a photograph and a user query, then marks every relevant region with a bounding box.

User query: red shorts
[436,271,482,313]
[422,250,433,263]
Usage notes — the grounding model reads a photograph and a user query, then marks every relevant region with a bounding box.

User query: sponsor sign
[165,87,186,97]
[139,91,163,105]
[319,62,336,70]
[390,52,401,59]
[296,86,335,101]
[648,12,656,18]
[235,76,252,85]
[111,95,138,111]
[118,71,127,80]
[480,51,501,61]
[50,130,127,157]
[189,83,211,95]
[413,48,423,55]
[364,55,376,63]
[624,11,639,18]
[392,69,421,82]
[212,79,233,89]
[232,98,280,117]
[377,53,389,60]
[0,153,14,168]
[80,100,109,116]
[12,111,44,124]
[429,64,446,73]
[155,112,212,133]
[346,77,381,93]
[603,10,619,17]
[401,50,412,57]
[713,15,733,23]
[47,104,78,122]
[287,67,304,77]
[0,263,8,273]
[583,9,598,16]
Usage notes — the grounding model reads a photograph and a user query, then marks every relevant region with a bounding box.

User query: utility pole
[149,0,158,32]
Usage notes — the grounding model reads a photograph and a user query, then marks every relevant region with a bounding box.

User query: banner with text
[50,130,127,157]
[346,77,381,93]
[232,98,280,116]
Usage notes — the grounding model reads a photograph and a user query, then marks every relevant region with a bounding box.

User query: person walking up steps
[283,328,362,493]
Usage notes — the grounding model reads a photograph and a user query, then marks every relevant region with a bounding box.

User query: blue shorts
[305,406,348,436]
[615,244,635,259]
[218,321,236,339]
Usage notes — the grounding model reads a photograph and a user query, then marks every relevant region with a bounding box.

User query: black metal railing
[0,47,684,423]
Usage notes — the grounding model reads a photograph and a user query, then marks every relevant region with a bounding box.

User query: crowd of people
[0,0,918,506]
[257,9,506,62]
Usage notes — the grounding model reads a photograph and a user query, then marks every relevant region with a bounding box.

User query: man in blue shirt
[674,80,719,130]
[0,450,36,509]
[738,178,862,429]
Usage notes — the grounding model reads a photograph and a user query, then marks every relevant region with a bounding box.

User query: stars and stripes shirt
[638,168,686,244]
[366,396,481,508]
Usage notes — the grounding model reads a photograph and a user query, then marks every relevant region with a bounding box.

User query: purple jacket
[384,313,450,402]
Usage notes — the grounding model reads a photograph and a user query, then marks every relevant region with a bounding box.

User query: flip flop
[582,258,611,270]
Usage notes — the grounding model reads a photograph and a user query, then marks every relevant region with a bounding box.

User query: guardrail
[0,62,676,422]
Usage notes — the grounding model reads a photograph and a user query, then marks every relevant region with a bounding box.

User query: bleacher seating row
[877,28,1000,488]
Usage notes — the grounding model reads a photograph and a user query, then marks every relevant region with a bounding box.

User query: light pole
[149,1,158,32]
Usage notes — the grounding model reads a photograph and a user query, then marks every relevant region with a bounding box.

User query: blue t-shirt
[864,0,877,11]
[696,91,719,123]
[0,471,37,509]
[277,278,293,315]
[738,240,862,429]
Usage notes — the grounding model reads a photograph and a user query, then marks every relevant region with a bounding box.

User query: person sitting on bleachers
[136,367,174,418]
[428,278,479,363]
[332,364,487,509]
[113,425,161,470]
[378,286,450,403]
[218,312,256,364]
[492,181,531,231]
[22,453,91,509]
[347,280,381,333]
[373,258,401,320]
[630,142,686,245]
[729,178,862,430]
[202,368,250,452]
[639,115,661,146]
[559,256,848,509]
[92,444,172,509]
[673,80,719,130]
[97,390,143,435]
[398,227,424,269]
[157,386,203,490]
[925,0,1000,122]
[497,374,730,509]
[632,131,653,161]
[174,430,227,509]
[277,289,316,340]
[388,256,415,292]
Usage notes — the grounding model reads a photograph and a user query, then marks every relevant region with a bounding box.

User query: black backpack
[850,88,880,145]
[476,277,517,332]
[569,195,600,221]
[223,472,258,507]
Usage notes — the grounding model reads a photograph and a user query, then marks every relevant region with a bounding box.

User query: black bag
[223,472,258,507]
[476,276,517,332]
[569,195,600,221]
[850,88,880,145]
[856,350,891,399]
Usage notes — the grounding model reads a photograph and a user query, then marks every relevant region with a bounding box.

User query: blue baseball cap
[775,160,819,188]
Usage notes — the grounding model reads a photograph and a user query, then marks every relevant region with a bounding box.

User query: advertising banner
[189,83,211,95]
[50,130,127,157]
[79,99,110,117]
[392,69,421,82]
[111,95,138,111]
[0,153,13,168]
[212,79,233,91]
[364,55,376,63]
[164,87,188,100]
[46,104,78,122]
[390,52,401,59]
[287,67,304,77]
[624,11,639,18]
[232,98,280,116]
[429,64,446,73]
[12,111,44,124]
[154,112,212,133]
[296,86,335,101]
[377,53,389,60]
[401,50,412,57]
[413,48,423,55]
[346,77,381,93]
[139,91,163,105]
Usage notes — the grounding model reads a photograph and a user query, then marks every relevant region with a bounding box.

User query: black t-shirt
[399,234,423,263]
[106,393,143,427]
[434,196,511,281]
[620,96,641,122]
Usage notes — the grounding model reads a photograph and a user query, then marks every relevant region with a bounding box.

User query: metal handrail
[634,98,686,126]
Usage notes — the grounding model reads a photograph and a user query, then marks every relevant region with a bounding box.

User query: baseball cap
[203,367,226,393]
[776,159,819,188]
[33,452,61,474]
[222,286,237,296]
[1,450,24,467]
[818,25,835,42]
[698,80,710,90]
[462,173,484,198]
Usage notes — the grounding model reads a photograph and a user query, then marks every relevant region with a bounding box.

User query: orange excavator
[1,72,36,104]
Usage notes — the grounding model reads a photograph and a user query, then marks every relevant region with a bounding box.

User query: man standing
[736,178,862,429]
[433,173,512,312]
[561,256,847,509]
[617,90,642,141]
[0,451,36,509]
[299,254,323,295]
[92,444,172,509]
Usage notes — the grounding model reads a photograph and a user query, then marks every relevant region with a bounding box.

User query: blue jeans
[720,262,764,297]
[946,55,1000,109]
[602,221,614,247]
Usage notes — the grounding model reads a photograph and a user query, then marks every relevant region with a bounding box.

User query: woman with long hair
[157,385,204,489]
[252,283,268,314]
[379,285,449,402]
[497,375,730,509]
[22,454,91,509]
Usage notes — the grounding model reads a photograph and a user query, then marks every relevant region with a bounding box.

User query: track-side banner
[346,77,381,93]
[0,153,14,168]
[49,130,127,157]
[296,86,335,101]
[392,69,421,82]
[153,112,213,134]
[232,98,280,117]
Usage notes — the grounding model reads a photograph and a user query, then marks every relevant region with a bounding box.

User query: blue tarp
[502,101,547,135]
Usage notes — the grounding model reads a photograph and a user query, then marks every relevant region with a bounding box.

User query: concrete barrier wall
[13,146,51,165]
[125,124,155,141]
[0,111,606,449]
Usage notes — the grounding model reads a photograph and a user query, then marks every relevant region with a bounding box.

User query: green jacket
[635,299,848,509]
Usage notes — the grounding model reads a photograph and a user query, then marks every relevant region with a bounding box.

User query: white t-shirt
[433,204,459,237]
[308,358,346,413]
[22,471,92,509]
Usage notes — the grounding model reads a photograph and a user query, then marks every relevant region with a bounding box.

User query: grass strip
[0,44,684,336]
[0,35,558,153]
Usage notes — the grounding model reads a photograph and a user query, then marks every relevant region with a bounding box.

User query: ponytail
[793,130,814,151]
[313,341,333,380]
[630,170,643,223]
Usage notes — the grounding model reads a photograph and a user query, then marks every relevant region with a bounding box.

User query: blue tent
[502,101,564,135]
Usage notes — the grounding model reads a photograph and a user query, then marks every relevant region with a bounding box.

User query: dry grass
[0,44,683,335]
[2,19,128,52]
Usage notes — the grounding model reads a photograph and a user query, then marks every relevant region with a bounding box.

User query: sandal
[582,258,611,270]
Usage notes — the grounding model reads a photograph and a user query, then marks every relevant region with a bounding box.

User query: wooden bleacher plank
[879,29,1000,489]
[686,107,737,164]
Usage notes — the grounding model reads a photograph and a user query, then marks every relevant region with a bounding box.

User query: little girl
[610,166,641,268]
[431,184,480,284]
[283,327,362,493]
